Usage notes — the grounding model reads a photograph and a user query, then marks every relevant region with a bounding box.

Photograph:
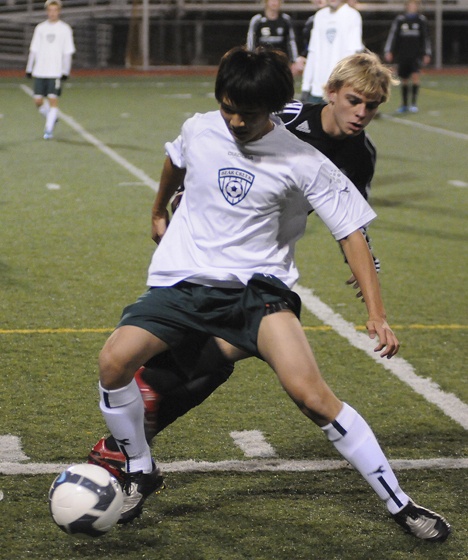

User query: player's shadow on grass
[0,260,27,288]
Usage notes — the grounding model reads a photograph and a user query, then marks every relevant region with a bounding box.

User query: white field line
[380,113,468,141]
[2,435,466,476]
[20,84,160,192]
[230,430,277,458]
[295,285,468,431]
[1,458,467,476]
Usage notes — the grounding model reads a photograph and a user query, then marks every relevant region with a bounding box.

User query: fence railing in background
[1,0,467,68]
[1,0,468,16]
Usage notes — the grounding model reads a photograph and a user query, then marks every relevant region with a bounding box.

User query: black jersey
[384,13,431,61]
[246,13,299,62]
[279,101,376,200]
[300,14,315,57]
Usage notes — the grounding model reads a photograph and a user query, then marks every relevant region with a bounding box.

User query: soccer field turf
[0,72,467,559]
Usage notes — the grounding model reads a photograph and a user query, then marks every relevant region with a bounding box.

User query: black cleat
[118,463,165,524]
[392,500,451,542]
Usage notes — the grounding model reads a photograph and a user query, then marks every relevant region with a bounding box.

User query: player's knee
[295,388,342,426]
[98,346,134,390]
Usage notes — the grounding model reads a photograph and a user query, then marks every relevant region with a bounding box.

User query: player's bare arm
[339,230,400,359]
[151,156,186,243]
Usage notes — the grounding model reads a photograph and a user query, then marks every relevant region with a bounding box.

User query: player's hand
[384,52,393,63]
[346,274,364,302]
[61,75,68,81]
[26,72,32,79]
[366,318,399,359]
[151,210,170,244]
[291,57,306,76]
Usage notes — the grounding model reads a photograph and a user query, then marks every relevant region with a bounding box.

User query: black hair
[215,46,294,113]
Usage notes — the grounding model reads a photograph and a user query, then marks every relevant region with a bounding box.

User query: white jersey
[28,19,75,78]
[302,4,363,98]
[147,110,376,289]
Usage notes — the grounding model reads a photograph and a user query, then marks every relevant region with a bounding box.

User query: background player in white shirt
[26,0,75,139]
[93,46,449,542]
[301,0,363,103]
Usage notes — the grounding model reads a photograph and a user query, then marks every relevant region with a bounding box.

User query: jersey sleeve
[348,11,364,53]
[64,24,76,55]
[302,159,376,240]
[164,113,204,169]
[165,134,185,169]
[284,14,299,61]
[246,14,261,50]
[28,26,40,54]
[384,16,400,54]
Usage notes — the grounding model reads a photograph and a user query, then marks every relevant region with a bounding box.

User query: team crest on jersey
[47,34,56,43]
[326,28,336,44]
[218,168,254,206]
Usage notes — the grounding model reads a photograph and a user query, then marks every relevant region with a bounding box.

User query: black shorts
[117,273,301,358]
[33,77,62,97]
[397,58,422,80]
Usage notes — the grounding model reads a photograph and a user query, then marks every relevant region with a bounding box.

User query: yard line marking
[0,328,112,334]
[20,84,160,192]
[3,436,464,475]
[380,113,468,141]
[0,436,29,462]
[448,180,468,188]
[230,430,277,458]
[296,284,468,430]
[0,458,466,476]
[1,324,466,335]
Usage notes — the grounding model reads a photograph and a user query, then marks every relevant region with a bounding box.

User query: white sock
[38,101,49,117]
[322,403,410,514]
[99,379,153,473]
[45,107,58,133]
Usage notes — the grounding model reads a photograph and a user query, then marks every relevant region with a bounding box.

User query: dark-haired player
[89,46,449,542]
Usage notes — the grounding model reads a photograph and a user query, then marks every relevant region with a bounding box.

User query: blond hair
[325,51,398,104]
[45,0,62,8]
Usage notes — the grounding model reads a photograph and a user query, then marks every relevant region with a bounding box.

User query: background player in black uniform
[384,0,432,113]
[246,0,301,74]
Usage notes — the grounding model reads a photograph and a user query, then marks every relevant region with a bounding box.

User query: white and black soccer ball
[49,463,123,537]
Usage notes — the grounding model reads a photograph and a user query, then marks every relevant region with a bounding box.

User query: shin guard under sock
[99,379,153,473]
[45,107,58,133]
[322,403,409,514]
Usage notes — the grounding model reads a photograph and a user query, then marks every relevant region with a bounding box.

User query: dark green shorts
[33,77,62,97]
[118,273,301,357]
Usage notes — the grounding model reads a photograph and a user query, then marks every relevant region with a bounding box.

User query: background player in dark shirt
[247,0,301,74]
[384,0,431,113]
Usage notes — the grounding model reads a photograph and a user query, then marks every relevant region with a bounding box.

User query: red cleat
[87,437,126,483]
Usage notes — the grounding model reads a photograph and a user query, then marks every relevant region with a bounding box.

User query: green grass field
[0,72,467,559]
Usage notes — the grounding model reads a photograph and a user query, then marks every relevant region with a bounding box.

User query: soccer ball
[49,463,123,537]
